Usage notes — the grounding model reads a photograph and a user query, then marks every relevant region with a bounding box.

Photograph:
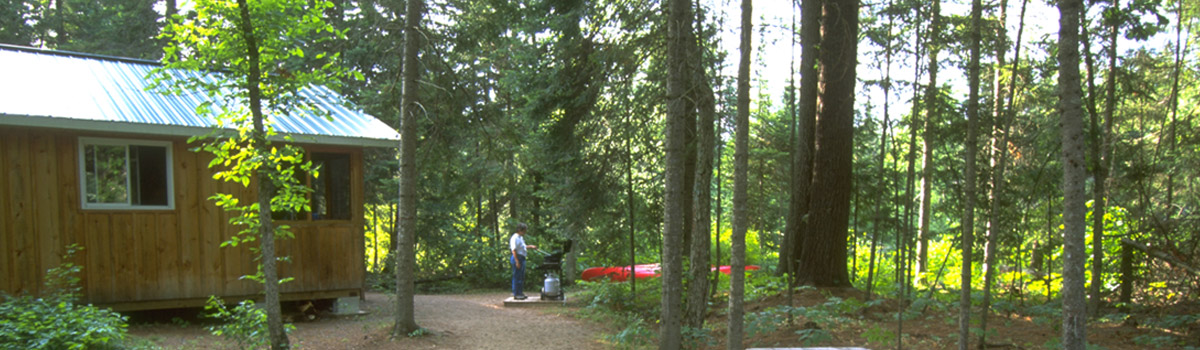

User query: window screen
[312,152,350,220]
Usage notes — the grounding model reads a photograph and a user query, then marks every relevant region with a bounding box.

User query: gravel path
[130,291,611,349]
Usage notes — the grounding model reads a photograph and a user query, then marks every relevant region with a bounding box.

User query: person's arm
[512,249,520,268]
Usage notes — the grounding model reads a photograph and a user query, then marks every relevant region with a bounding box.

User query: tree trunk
[903,0,925,290]
[869,5,895,298]
[981,0,1010,345]
[781,1,799,279]
[727,0,752,348]
[685,41,716,330]
[1058,0,1088,348]
[917,0,941,277]
[392,0,423,336]
[784,0,820,282]
[626,111,637,300]
[958,0,983,345]
[796,0,857,287]
[1089,1,1118,315]
[661,0,694,347]
[233,1,288,348]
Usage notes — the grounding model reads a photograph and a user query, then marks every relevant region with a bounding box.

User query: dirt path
[130,291,611,349]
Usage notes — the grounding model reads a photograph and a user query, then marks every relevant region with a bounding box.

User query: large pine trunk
[660,0,693,347]
[784,0,820,281]
[393,0,423,336]
[796,0,857,288]
[1058,0,1088,348]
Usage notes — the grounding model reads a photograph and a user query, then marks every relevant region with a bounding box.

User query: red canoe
[581,263,760,282]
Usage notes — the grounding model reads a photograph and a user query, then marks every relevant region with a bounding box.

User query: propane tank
[542,273,561,299]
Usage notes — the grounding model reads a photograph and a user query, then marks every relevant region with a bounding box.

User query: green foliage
[1132,334,1183,348]
[605,317,655,349]
[0,297,130,350]
[0,245,129,350]
[573,279,665,349]
[153,0,351,289]
[0,0,40,45]
[680,326,716,348]
[204,296,293,349]
[406,327,430,338]
[795,328,833,345]
[862,325,895,343]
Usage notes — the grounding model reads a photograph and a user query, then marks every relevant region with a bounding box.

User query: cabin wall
[0,127,364,309]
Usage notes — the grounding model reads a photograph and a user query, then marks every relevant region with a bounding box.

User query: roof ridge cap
[0,43,161,66]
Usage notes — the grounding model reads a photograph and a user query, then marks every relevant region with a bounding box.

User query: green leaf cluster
[203,296,294,349]
[0,245,129,350]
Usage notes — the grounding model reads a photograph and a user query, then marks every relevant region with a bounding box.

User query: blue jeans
[510,254,526,296]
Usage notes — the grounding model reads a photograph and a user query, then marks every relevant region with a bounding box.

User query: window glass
[84,144,129,203]
[79,138,173,209]
[312,153,350,220]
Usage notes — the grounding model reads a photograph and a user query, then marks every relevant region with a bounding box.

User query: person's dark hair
[516,223,528,232]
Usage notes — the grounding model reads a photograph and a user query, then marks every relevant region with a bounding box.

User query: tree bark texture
[660,0,693,347]
[981,0,1011,344]
[958,0,982,346]
[393,0,423,336]
[684,43,716,330]
[917,0,940,277]
[1090,5,1118,314]
[784,0,821,282]
[1059,0,1088,348]
[797,0,856,288]
[728,0,752,348]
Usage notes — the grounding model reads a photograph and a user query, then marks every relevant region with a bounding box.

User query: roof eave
[0,114,399,148]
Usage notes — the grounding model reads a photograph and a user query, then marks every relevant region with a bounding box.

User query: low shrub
[0,245,130,349]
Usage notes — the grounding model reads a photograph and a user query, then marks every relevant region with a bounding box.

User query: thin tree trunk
[1058,0,1088,348]
[234,1,288,348]
[727,0,752,347]
[905,0,925,288]
[918,0,941,277]
[958,0,983,346]
[1089,0,1119,315]
[712,141,723,298]
[784,0,799,321]
[980,0,1019,345]
[685,36,717,329]
[781,0,799,278]
[392,0,423,336]
[871,2,895,299]
[627,110,637,301]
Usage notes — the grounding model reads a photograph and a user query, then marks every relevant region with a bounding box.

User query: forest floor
[126,287,1194,349]
[126,291,612,349]
[709,287,1194,350]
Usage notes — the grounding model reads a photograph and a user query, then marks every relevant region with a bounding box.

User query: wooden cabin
[0,44,399,311]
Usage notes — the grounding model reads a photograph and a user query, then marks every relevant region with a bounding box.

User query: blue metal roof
[0,45,399,147]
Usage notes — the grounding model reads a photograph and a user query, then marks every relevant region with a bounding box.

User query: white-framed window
[78,137,174,210]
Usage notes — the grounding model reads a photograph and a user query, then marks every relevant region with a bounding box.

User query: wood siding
[0,127,365,309]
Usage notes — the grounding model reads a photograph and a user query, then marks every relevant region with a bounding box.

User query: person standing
[510,223,537,299]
